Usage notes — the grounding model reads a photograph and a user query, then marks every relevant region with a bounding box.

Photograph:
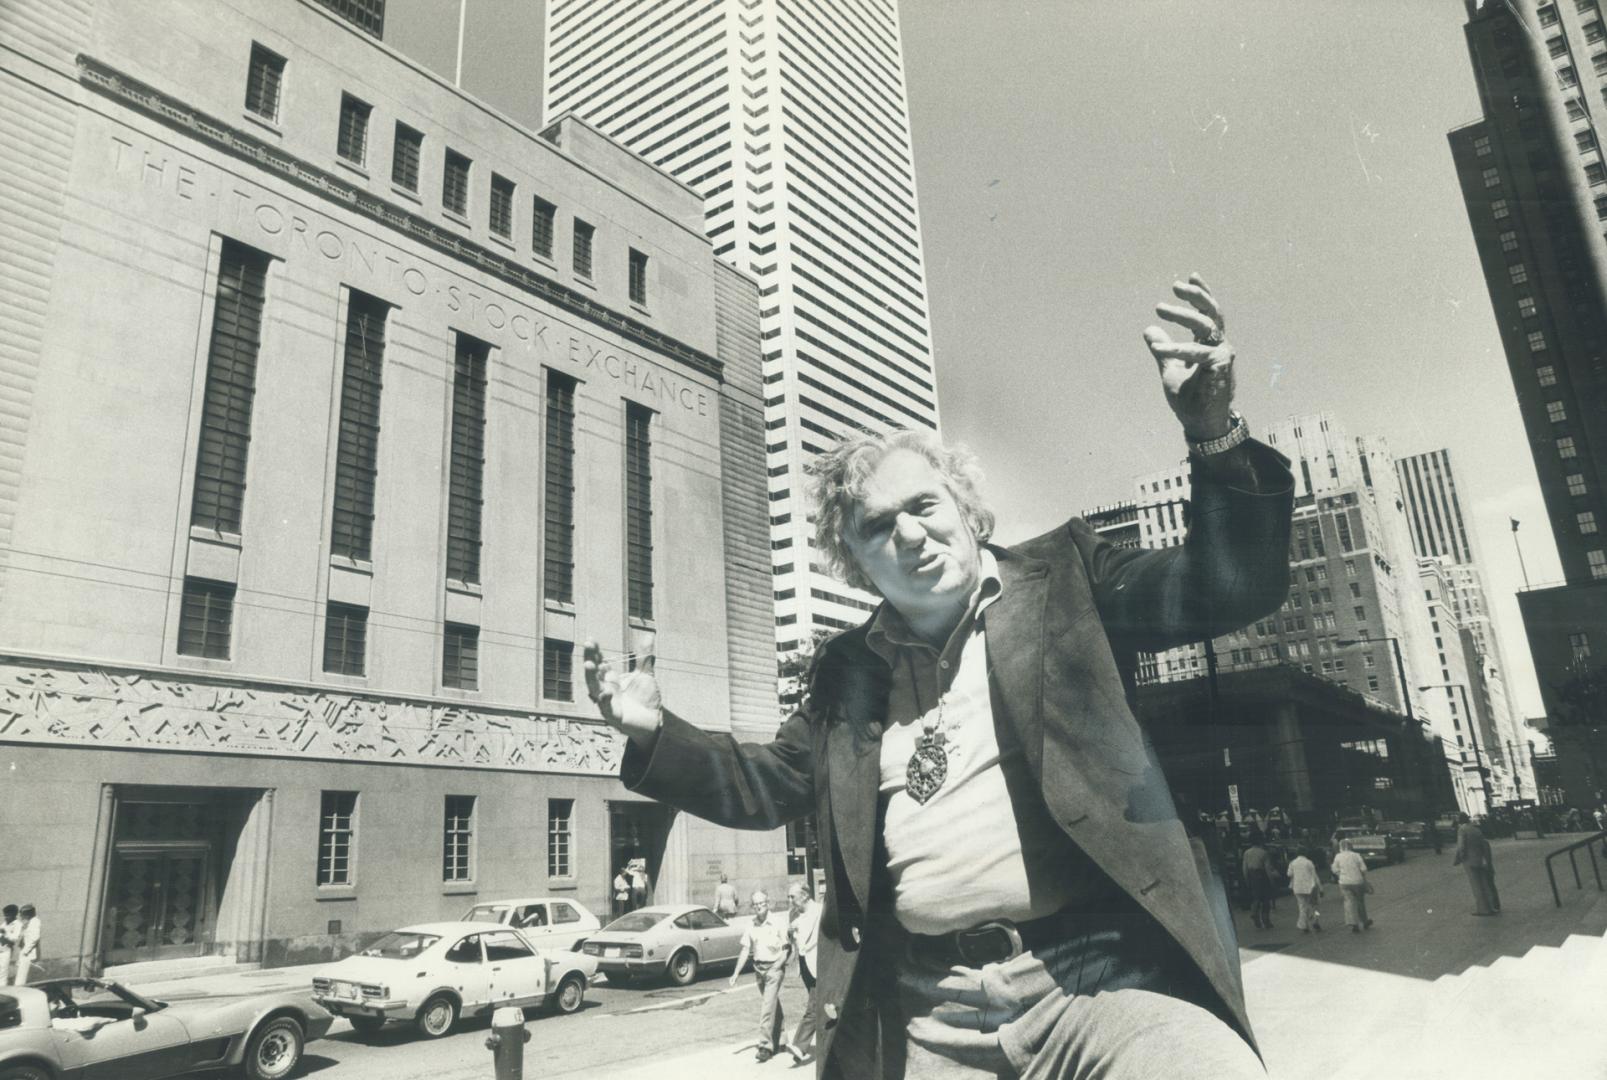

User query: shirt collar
[866,548,1002,666]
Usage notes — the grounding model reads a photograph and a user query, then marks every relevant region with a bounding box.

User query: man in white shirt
[1329,842,1372,933]
[1285,851,1322,933]
[729,890,790,1062]
[14,905,41,985]
[784,882,822,1064]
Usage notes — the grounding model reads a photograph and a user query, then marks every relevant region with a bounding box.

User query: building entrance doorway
[608,802,670,919]
[102,797,224,966]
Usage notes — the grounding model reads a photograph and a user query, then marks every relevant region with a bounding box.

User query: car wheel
[553,974,585,1015]
[666,949,700,986]
[348,1015,386,1035]
[242,1016,304,1080]
[0,1064,54,1080]
[415,993,458,1039]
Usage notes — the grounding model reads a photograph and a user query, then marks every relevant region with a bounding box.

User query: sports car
[312,921,599,1039]
[0,976,331,1080]
[580,904,749,986]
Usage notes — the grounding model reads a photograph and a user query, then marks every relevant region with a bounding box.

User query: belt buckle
[954,920,1023,966]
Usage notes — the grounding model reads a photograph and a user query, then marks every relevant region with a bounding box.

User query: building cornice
[76,53,723,384]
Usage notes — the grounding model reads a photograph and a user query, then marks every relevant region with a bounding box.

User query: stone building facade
[0,0,779,974]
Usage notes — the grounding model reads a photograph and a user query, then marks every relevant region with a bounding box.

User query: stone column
[1274,701,1315,813]
[76,784,118,976]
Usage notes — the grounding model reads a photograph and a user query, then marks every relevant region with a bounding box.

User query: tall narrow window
[331,291,386,560]
[192,240,270,534]
[489,174,514,238]
[177,577,235,659]
[573,219,594,278]
[244,44,285,121]
[447,336,488,584]
[317,791,357,886]
[629,248,649,305]
[443,149,471,215]
[544,371,577,603]
[323,602,368,676]
[531,196,556,259]
[625,403,654,621]
[443,795,475,882]
[337,93,371,165]
[443,621,479,689]
[547,799,573,877]
[392,123,423,192]
[544,638,573,701]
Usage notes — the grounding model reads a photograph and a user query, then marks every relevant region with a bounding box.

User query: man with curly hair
[585,275,1292,1078]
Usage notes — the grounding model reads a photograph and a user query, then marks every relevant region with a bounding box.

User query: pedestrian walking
[1,905,18,985]
[13,905,40,985]
[1330,841,1373,933]
[1425,818,1442,855]
[783,881,821,1065]
[1286,850,1322,933]
[1241,832,1274,929]
[729,890,789,1062]
[1453,813,1501,916]
[712,873,739,919]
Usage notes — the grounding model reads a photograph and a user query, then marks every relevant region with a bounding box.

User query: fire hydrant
[484,1006,530,1079]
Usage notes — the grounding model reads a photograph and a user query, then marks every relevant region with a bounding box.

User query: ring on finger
[1196,325,1225,347]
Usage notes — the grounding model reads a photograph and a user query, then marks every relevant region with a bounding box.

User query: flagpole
[1511,518,1530,589]
[454,0,468,87]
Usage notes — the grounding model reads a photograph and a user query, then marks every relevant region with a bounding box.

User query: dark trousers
[792,957,819,1054]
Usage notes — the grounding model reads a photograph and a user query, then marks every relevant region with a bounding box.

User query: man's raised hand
[1142,273,1237,443]
[582,640,664,744]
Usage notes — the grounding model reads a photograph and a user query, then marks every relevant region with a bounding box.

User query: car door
[57,1009,194,1080]
[689,909,741,963]
[441,933,492,1012]
[483,930,547,1007]
[548,902,589,950]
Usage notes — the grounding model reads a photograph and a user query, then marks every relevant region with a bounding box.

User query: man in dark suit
[585,276,1292,1078]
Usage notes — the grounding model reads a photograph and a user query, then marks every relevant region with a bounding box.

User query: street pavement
[126,836,1607,1079]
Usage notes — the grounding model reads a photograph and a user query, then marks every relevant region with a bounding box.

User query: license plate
[337,982,358,1000]
[606,947,622,958]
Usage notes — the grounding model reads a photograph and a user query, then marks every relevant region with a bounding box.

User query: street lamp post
[1420,681,1495,814]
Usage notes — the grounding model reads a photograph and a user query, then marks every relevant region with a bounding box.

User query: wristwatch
[1187,411,1248,457]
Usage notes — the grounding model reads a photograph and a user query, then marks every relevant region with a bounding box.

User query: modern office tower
[1081,501,1142,549]
[1396,449,1535,800]
[0,0,779,974]
[542,0,942,656]
[1131,415,1504,812]
[1451,0,1607,803]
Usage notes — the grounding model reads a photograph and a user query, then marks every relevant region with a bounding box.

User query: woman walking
[1241,831,1275,929]
[1330,840,1373,933]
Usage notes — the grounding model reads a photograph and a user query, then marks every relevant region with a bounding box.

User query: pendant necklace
[904,652,952,805]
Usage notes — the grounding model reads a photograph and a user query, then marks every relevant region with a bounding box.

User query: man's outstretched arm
[584,642,816,831]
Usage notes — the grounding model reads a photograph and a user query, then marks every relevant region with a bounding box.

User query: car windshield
[462,904,510,924]
[361,931,442,959]
[603,912,668,933]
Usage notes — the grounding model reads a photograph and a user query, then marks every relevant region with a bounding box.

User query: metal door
[104,847,212,965]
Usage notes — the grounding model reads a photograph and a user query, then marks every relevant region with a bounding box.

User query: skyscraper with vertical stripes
[542,0,941,659]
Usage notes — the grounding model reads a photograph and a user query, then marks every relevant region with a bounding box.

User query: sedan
[1332,826,1405,867]
[0,977,331,1080]
[312,922,598,1039]
[458,897,601,953]
[580,904,747,986]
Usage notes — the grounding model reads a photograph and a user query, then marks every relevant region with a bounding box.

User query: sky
[387,0,1560,720]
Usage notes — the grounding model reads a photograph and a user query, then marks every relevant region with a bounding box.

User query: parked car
[312,922,599,1039]
[580,904,748,986]
[1331,826,1405,867]
[0,976,331,1080]
[459,897,601,952]
[1381,821,1434,849]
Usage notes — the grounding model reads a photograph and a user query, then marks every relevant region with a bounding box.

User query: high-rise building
[1132,415,1509,812]
[541,0,941,657]
[1451,0,1607,803]
[1396,449,1535,800]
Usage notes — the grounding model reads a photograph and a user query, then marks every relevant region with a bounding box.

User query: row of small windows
[316,792,576,887]
[179,241,650,693]
[243,43,648,303]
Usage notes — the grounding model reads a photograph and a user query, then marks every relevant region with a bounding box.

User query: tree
[778,628,834,717]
